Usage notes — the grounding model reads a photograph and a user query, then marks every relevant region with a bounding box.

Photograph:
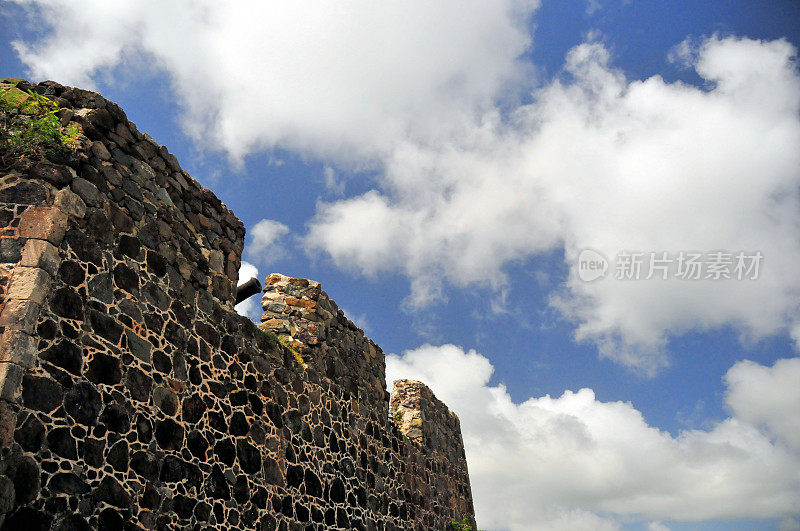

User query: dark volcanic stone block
[31,163,74,188]
[107,440,129,471]
[48,473,89,495]
[95,476,131,508]
[64,382,102,426]
[57,260,85,287]
[186,431,209,460]
[125,366,152,402]
[3,507,52,531]
[130,451,160,482]
[0,237,24,263]
[88,311,123,345]
[214,440,236,466]
[6,454,40,505]
[86,351,123,385]
[15,414,45,452]
[155,418,184,450]
[181,395,206,424]
[21,375,63,413]
[116,234,141,259]
[237,440,262,474]
[113,262,139,294]
[50,286,85,320]
[0,181,48,205]
[98,508,124,531]
[63,229,103,265]
[47,427,77,459]
[40,340,82,375]
[205,465,230,501]
[98,403,129,433]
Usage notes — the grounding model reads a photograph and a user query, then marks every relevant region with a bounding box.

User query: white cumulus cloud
[387,345,800,530]
[725,357,800,452]
[246,219,290,263]
[10,0,539,162]
[310,36,800,373]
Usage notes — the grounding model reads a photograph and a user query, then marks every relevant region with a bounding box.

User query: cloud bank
[10,0,539,161]
[387,345,800,530]
[308,36,800,373]
[11,1,800,371]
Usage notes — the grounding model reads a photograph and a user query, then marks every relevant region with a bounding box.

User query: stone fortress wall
[0,79,475,530]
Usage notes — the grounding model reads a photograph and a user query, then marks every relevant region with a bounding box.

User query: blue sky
[2,1,799,529]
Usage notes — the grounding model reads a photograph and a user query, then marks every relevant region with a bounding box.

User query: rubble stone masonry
[0,79,475,530]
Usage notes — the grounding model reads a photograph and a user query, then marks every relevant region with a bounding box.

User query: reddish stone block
[18,207,68,245]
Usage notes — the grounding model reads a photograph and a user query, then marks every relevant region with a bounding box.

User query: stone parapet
[259,273,335,350]
[260,273,387,412]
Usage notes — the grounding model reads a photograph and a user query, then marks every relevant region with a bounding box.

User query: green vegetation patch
[391,407,404,429]
[450,517,481,531]
[0,81,80,170]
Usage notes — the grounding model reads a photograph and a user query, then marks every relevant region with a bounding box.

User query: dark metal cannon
[235,277,262,305]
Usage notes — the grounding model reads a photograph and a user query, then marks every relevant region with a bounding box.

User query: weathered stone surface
[49,287,83,321]
[15,414,44,452]
[3,507,52,530]
[21,375,63,413]
[0,330,37,369]
[0,79,475,531]
[30,163,74,188]
[57,260,84,286]
[155,418,184,450]
[40,340,82,375]
[130,450,159,481]
[107,440,128,471]
[95,477,131,508]
[64,382,102,425]
[0,401,16,447]
[87,273,113,303]
[0,363,24,402]
[0,299,40,333]
[0,475,14,517]
[90,140,111,161]
[112,262,138,294]
[63,229,102,265]
[20,239,60,276]
[0,238,24,263]
[6,454,40,505]
[0,181,48,205]
[99,403,129,433]
[18,207,68,245]
[124,366,151,402]
[70,177,100,206]
[46,427,77,459]
[6,267,52,305]
[125,330,151,363]
[88,311,123,345]
[117,234,140,259]
[53,188,86,218]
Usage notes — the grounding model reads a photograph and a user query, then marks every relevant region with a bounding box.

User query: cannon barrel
[235,277,262,305]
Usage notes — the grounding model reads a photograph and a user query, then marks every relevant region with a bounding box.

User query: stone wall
[0,79,475,530]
